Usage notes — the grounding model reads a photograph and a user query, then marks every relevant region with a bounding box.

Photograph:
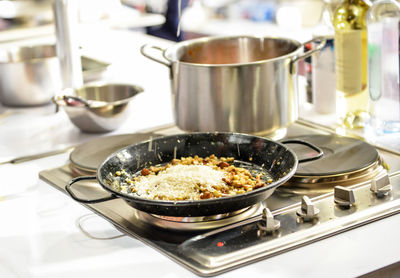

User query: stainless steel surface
[141,36,325,134]
[138,204,263,231]
[39,164,400,276]
[0,145,74,166]
[178,172,400,275]
[296,196,320,221]
[53,0,83,89]
[0,44,62,106]
[53,83,143,133]
[334,186,356,208]
[38,122,400,276]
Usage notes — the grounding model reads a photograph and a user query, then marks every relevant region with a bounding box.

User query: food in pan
[106,155,273,201]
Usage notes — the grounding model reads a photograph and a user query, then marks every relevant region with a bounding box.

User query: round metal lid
[285,134,379,177]
[70,132,160,173]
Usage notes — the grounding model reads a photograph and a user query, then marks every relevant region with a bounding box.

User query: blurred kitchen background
[0,0,366,146]
[0,0,339,41]
[0,0,339,109]
[4,0,398,152]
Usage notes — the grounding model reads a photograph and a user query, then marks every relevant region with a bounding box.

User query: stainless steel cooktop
[39,121,400,277]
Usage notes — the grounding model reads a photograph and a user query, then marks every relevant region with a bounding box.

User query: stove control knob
[370,174,392,198]
[257,208,280,234]
[334,186,355,208]
[296,196,320,221]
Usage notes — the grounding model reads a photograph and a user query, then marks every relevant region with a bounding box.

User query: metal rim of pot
[0,44,57,64]
[140,35,327,71]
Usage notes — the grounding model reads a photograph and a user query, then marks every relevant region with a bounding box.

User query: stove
[39,121,400,277]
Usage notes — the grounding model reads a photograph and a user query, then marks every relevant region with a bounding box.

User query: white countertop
[1,27,400,278]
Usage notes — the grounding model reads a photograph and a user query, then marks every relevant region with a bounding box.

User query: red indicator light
[217,241,224,247]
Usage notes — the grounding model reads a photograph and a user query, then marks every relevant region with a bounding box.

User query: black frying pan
[66,132,322,216]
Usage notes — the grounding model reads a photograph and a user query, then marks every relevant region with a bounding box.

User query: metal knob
[257,208,280,234]
[296,196,320,221]
[370,174,392,198]
[334,186,355,208]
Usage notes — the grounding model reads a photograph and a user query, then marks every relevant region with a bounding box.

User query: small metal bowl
[53,83,144,133]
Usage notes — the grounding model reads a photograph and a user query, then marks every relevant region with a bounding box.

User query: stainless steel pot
[0,44,62,107]
[141,35,325,134]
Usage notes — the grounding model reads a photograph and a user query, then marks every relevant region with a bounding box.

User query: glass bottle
[333,0,371,129]
[367,0,400,135]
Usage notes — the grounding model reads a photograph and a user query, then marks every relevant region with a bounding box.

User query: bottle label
[335,29,368,95]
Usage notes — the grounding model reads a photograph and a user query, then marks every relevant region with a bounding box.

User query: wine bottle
[333,0,371,129]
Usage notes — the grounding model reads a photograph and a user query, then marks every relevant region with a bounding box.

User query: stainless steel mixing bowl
[53,83,144,133]
[0,44,62,106]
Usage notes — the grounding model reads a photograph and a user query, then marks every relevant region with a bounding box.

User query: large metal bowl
[53,83,144,133]
[0,44,62,106]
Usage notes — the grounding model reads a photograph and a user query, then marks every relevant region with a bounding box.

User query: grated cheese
[107,155,271,202]
[133,164,226,200]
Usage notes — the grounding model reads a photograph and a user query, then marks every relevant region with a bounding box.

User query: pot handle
[281,139,324,163]
[290,36,327,74]
[140,44,171,68]
[65,175,117,204]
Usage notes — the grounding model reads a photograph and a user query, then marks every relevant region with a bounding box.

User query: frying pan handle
[290,36,327,74]
[281,139,324,163]
[65,176,117,204]
[140,44,171,68]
